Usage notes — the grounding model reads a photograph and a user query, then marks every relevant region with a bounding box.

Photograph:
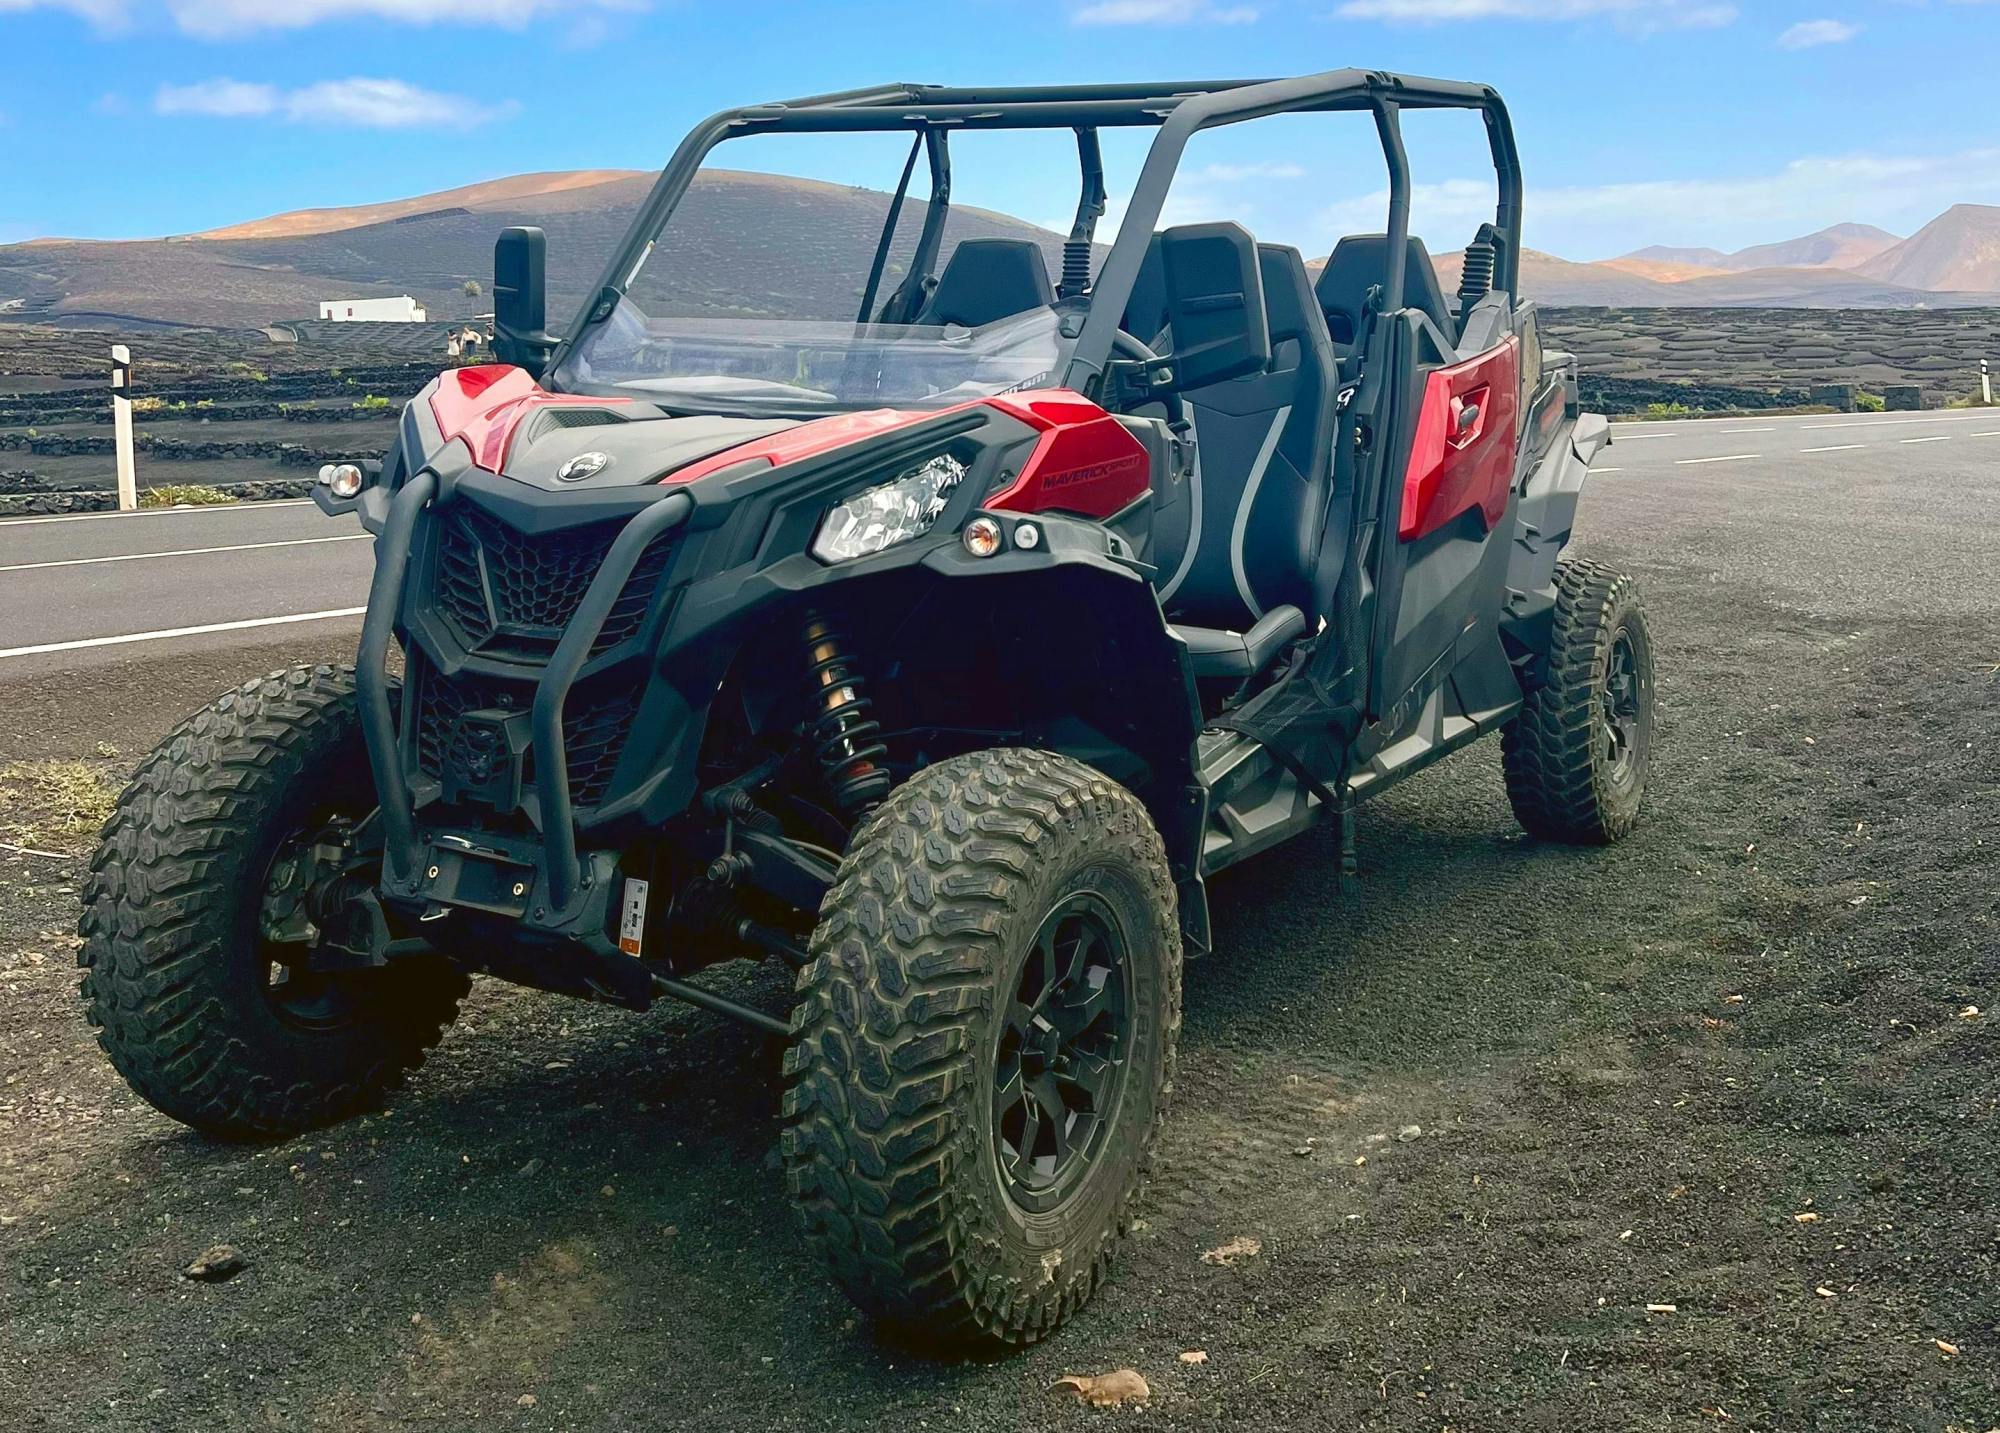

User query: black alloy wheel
[993,892,1134,1212]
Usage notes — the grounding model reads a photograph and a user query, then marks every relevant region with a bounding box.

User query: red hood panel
[425,370,1150,518]
[428,365,636,473]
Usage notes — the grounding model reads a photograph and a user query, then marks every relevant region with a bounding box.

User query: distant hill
[190,170,651,240]
[0,169,1076,330]
[4,171,1997,325]
[1727,223,1900,272]
[1625,244,1732,270]
[1858,205,2000,291]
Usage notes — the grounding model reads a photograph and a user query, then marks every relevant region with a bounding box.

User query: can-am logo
[557,452,612,482]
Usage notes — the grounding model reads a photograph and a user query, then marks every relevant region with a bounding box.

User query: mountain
[1435,248,1680,306]
[1597,256,1730,283]
[1727,223,1900,272]
[190,170,651,241]
[3,172,1995,326]
[1858,205,2000,291]
[1620,225,1900,276]
[1624,244,1731,269]
[0,169,1075,330]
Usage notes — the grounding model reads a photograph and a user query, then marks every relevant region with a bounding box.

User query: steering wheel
[1109,328,1186,428]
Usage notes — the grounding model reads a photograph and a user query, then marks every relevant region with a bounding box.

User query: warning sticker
[618,877,650,956]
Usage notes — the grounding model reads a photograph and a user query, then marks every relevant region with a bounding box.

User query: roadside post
[111,343,137,511]
[1983,358,1992,407]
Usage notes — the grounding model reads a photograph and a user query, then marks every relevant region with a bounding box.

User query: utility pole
[111,343,137,510]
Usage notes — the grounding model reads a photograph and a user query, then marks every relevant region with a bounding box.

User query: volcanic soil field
[0,310,1995,1430]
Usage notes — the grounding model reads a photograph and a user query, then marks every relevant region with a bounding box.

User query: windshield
[564,305,1065,415]
[553,131,1096,416]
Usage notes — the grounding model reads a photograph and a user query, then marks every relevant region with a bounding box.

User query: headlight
[810,454,967,563]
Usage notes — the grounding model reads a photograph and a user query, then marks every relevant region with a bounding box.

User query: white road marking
[0,608,366,661]
[1798,416,1981,431]
[1801,444,1865,454]
[0,534,368,575]
[0,499,315,528]
[1592,467,1625,473]
[1718,427,1776,434]
[1900,436,1951,445]
[1977,431,2000,438]
[1676,454,1761,466]
[1608,433,1677,441]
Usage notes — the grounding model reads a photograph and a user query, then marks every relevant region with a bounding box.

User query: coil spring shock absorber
[801,614,891,815]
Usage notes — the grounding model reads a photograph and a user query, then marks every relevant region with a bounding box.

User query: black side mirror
[493,226,553,375]
[1157,222,1271,391]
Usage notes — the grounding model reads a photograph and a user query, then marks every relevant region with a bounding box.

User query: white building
[318,295,428,323]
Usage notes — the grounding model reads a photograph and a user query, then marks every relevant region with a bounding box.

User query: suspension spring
[800,614,891,815]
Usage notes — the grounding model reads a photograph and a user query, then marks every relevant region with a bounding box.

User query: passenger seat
[1150,244,1339,681]
[1314,234,1457,358]
[913,239,1055,328]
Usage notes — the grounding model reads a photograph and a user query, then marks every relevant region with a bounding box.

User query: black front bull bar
[355,470,695,919]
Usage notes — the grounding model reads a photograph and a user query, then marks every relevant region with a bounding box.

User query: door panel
[1367,318,1526,726]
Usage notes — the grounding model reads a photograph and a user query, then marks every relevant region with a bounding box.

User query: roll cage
[549,70,1524,394]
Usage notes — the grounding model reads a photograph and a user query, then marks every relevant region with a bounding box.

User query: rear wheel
[782,749,1181,1350]
[78,665,469,1140]
[1503,559,1656,843]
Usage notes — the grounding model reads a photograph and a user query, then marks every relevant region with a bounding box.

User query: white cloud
[1316,146,2000,257]
[1074,0,1258,24]
[155,78,279,117]
[1193,161,1308,181]
[1333,0,1737,30]
[164,0,642,38]
[0,0,131,27]
[154,76,512,128]
[1777,17,1859,47]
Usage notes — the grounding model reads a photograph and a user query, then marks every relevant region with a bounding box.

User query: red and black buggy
[82,69,1652,1350]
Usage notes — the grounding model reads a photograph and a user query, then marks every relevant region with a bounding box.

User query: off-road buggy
[82,69,1650,1350]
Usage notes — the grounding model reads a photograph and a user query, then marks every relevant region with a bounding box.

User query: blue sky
[1,0,1995,261]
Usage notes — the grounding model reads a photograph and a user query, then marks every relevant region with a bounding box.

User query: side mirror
[493,226,553,375]
[1157,222,1271,390]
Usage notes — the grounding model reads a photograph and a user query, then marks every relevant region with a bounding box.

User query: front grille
[434,508,671,661]
[413,663,639,810]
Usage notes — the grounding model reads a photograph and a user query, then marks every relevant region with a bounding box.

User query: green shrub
[140,483,236,508]
[352,393,392,412]
[1642,401,1695,420]
[1855,391,1886,412]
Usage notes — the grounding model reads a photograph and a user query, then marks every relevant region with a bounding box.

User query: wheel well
[712,563,1203,869]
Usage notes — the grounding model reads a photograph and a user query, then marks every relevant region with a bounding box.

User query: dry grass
[0,759,120,852]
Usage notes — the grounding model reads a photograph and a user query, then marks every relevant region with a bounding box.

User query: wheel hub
[993,891,1133,1212]
[256,817,372,1030]
[1602,629,1644,786]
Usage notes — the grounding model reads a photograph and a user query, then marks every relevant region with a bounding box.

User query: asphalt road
[1,413,1995,1431]
[3,406,1995,676]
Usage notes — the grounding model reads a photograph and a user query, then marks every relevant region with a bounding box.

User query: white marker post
[1983,358,1993,408]
[110,344,137,511]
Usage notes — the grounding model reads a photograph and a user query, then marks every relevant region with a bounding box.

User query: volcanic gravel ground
[0,464,1995,1430]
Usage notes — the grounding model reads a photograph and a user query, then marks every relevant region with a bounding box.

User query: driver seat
[1143,243,1338,681]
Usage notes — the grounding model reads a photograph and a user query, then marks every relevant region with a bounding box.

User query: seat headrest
[1256,244,1326,347]
[922,239,1055,328]
[1314,234,1454,346]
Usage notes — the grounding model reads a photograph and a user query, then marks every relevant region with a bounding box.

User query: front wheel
[78,665,469,1140]
[782,749,1182,1350]
[1502,559,1656,843]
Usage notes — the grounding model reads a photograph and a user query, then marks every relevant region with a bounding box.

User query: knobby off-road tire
[78,664,468,1140]
[1503,558,1656,843]
[783,749,1181,1350]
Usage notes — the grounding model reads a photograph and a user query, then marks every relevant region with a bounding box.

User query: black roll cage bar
[550,69,1524,394]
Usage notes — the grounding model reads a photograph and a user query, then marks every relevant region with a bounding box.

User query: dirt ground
[1,458,1995,1432]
